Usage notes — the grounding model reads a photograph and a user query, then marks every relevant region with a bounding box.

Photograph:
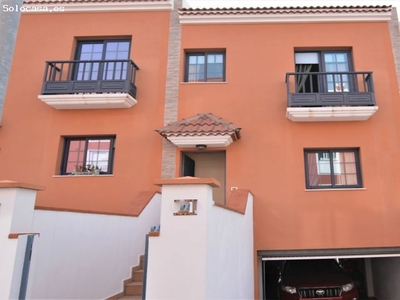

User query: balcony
[38,59,139,110]
[285,71,378,122]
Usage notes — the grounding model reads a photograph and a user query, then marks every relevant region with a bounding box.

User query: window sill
[181,81,228,85]
[305,188,366,192]
[53,175,114,178]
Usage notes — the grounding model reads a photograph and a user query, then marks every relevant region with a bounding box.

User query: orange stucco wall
[179,21,400,251]
[2,12,400,298]
[0,11,170,214]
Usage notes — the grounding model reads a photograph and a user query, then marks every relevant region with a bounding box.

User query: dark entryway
[181,151,226,204]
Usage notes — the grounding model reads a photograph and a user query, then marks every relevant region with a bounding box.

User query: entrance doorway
[181,151,226,204]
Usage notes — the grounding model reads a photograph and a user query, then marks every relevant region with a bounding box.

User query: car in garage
[279,259,359,300]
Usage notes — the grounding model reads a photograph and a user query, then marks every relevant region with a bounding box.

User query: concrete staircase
[108,255,145,300]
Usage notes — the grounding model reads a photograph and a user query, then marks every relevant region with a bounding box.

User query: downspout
[0,0,23,125]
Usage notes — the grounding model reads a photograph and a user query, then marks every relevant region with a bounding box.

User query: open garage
[259,247,400,300]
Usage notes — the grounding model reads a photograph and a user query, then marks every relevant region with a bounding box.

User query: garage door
[260,247,400,300]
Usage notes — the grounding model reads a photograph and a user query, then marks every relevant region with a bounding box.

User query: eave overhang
[156,113,241,149]
[179,5,392,25]
[166,135,235,148]
[21,0,173,13]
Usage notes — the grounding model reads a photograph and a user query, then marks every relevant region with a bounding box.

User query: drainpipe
[0,0,23,125]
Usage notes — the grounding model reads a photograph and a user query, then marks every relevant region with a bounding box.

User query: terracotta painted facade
[1,2,400,298]
[178,19,400,250]
[1,8,170,214]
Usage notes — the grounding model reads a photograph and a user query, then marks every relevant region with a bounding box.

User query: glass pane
[118,42,130,51]
[65,140,85,173]
[117,52,128,59]
[337,63,348,72]
[324,54,334,62]
[187,55,205,82]
[105,51,117,60]
[206,53,223,82]
[324,53,350,92]
[80,53,91,60]
[105,41,130,60]
[307,152,332,187]
[106,42,118,52]
[79,43,103,60]
[86,139,111,172]
[81,44,93,53]
[189,56,198,64]
[336,53,348,63]
[93,44,103,53]
[333,152,358,186]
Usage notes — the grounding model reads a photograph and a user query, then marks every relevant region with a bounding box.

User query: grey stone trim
[0,0,23,125]
[389,7,400,89]
[161,0,182,178]
[161,139,178,178]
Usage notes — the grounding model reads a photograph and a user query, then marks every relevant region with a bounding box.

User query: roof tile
[179,5,392,16]
[156,113,241,140]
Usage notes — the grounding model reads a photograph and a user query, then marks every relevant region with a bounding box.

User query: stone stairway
[108,255,145,300]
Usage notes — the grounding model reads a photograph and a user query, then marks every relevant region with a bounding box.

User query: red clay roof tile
[179,5,392,16]
[156,113,241,140]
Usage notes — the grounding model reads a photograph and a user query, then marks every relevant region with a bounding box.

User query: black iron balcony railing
[285,71,375,107]
[41,59,139,98]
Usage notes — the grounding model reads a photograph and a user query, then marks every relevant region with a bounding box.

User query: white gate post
[0,181,43,299]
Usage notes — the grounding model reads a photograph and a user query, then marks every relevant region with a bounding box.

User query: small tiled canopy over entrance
[156,113,241,148]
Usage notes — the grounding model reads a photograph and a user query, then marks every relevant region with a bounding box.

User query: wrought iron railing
[41,59,139,98]
[285,71,375,107]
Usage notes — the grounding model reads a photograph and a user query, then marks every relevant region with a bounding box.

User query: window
[304,149,362,189]
[61,136,115,175]
[75,39,131,81]
[184,51,225,82]
[295,50,353,93]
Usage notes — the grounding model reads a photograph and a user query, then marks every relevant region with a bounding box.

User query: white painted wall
[146,183,254,300]
[370,257,400,299]
[146,184,210,300]
[206,193,254,299]
[0,187,37,299]
[26,193,161,299]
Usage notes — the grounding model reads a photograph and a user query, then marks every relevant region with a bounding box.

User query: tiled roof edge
[179,5,392,13]
[179,5,393,24]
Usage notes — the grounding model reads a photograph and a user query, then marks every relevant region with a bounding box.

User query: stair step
[133,269,143,282]
[125,281,142,296]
